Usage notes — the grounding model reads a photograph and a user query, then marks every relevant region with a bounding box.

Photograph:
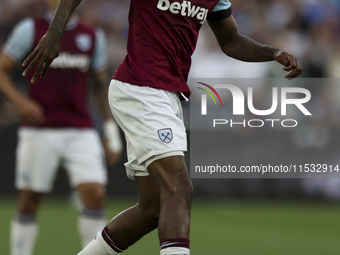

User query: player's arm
[0,19,44,125]
[91,28,122,165]
[208,15,303,79]
[22,0,83,83]
[0,54,43,125]
[92,70,113,121]
[92,70,122,165]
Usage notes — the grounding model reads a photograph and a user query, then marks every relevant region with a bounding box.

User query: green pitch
[1,198,339,255]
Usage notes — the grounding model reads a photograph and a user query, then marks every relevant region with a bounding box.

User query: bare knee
[162,173,193,207]
[17,190,43,214]
[77,183,106,209]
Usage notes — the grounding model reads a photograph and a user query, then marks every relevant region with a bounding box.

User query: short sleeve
[3,18,34,62]
[207,0,232,21]
[91,28,108,72]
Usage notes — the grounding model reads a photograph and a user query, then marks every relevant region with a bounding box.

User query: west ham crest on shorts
[158,128,173,143]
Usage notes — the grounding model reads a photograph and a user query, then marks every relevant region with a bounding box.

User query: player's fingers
[285,69,302,79]
[32,111,44,125]
[285,58,303,79]
[41,60,53,78]
[34,106,44,123]
[22,49,37,68]
[33,115,43,124]
[285,64,303,79]
[25,107,44,125]
[282,55,298,71]
[23,114,38,125]
[28,115,40,125]
[30,59,46,84]
[297,61,303,74]
[22,51,39,77]
[283,62,296,71]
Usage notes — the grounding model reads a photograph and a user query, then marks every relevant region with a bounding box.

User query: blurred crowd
[1,0,340,77]
[191,0,340,78]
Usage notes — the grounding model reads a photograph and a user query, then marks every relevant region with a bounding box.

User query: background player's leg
[147,155,192,255]
[78,175,160,254]
[63,129,109,247]
[10,190,43,255]
[77,183,107,247]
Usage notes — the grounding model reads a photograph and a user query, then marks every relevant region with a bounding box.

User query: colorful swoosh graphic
[196,82,223,106]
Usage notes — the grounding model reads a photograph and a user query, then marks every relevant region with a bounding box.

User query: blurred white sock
[10,220,38,255]
[78,213,106,247]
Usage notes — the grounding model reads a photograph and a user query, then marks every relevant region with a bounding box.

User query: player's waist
[114,66,190,91]
[22,118,94,129]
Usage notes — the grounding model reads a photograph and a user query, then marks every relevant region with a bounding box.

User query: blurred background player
[0,0,123,254]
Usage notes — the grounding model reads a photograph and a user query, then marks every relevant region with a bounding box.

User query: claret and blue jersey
[3,14,107,128]
[113,0,232,97]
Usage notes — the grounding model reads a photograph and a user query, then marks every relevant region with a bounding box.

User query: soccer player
[0,0,123,255]
[21,0,303,254]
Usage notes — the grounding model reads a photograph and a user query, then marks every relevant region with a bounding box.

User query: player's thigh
[63,129,107,188]
[147,155,192,196]
[16,128,61,192]
[108,80,187,179]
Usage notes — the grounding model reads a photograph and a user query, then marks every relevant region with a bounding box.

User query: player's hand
[103,138,122,166]
[274,50,303,79]
[16,98,44,125]
[22,30,62,83]
[103,120,123,166]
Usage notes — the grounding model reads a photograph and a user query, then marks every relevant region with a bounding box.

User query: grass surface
[1,197,340,255]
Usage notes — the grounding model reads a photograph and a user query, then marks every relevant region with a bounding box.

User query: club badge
[158,128,173,143]
[75,34,92,52]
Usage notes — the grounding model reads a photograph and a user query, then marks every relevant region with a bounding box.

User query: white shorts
[108,79,187,179]
[15,128,107,192]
